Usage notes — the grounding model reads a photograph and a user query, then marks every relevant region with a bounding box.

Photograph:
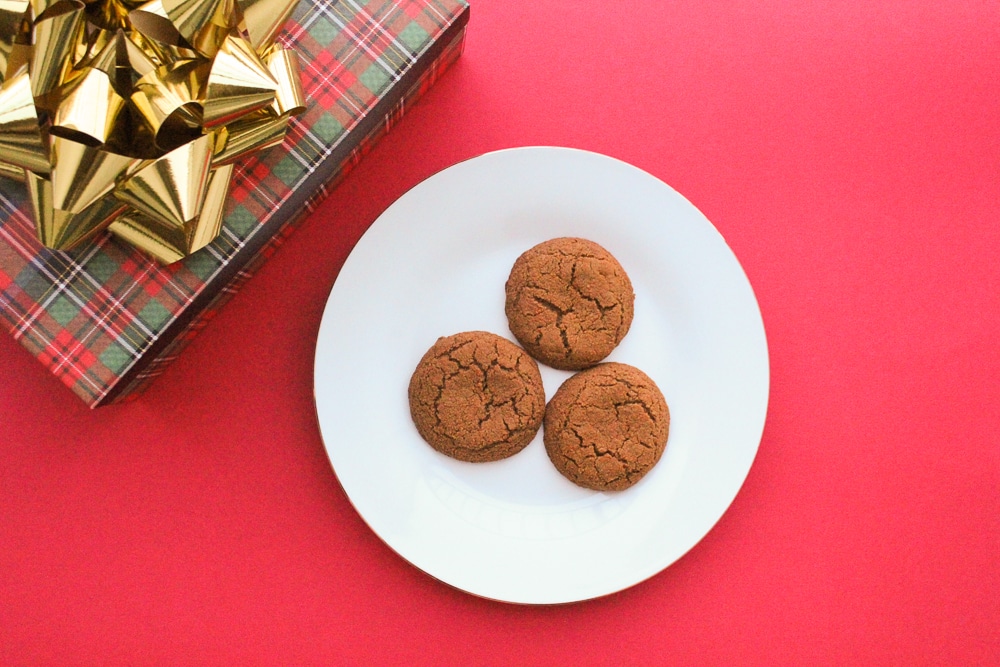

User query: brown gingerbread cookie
[408,331,546,462]
[505,237,634,370]
[544,362,669,491]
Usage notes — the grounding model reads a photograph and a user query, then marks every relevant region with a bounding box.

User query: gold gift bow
[0,0,304,264]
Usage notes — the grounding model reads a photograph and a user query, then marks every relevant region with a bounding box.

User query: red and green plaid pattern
[0,0,469,406]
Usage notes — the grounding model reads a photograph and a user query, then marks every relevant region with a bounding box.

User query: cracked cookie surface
[505,237,634,370]
[544,363,669,491]
[408,331,546,462]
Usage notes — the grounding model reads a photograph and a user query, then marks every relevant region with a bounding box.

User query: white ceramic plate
[314,147,769,604]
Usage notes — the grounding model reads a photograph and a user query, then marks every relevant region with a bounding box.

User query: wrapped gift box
[0,0,469,407]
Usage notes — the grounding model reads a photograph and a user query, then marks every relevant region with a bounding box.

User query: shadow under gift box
[0,0,470,407]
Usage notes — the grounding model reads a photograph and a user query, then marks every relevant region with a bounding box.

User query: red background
[2,1,998,664]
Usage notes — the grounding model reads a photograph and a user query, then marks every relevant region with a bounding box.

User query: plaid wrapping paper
[0,0,469,406]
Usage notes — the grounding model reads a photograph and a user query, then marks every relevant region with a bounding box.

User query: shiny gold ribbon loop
[236,0,297,51]
[51,66,126,145]
[0,0,30,84]
[263,46,304,117]
[129,0,186,47]
[161,0,241,57]
[29,171,128,248]
[114,132,212,228]
[202,31,276,128]
[109,160,231,263]
[0,70,49,172]
[210,109,286,165]
[130,58,208,149]
[29,0,85,97]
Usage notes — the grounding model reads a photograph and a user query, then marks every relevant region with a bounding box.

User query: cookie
[408,331,546,462]
[505,237,634,370]
[544,363,669,491]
